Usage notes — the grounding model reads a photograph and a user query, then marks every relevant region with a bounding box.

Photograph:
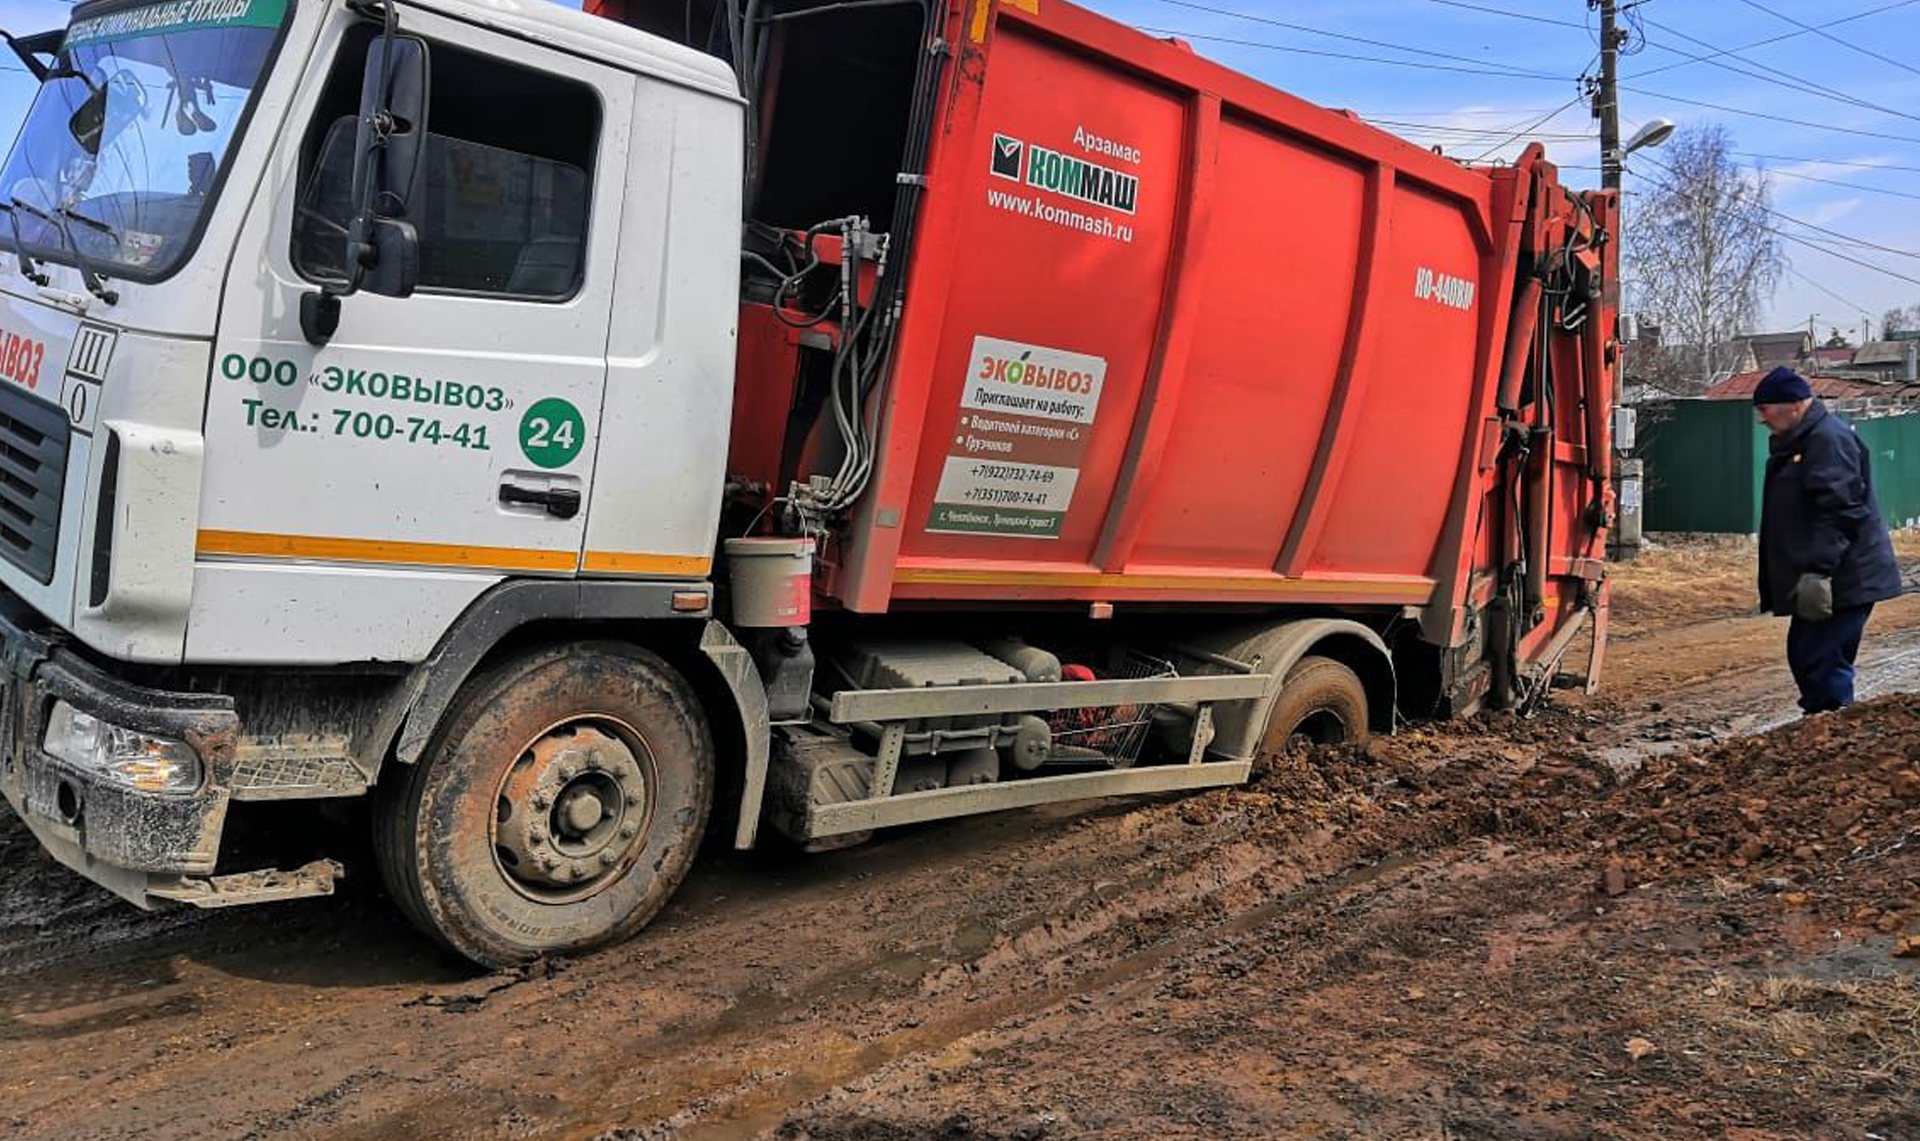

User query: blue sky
[5,0,1919,339]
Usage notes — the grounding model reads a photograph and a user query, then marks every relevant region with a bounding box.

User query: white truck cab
[2,0,741,665]
[0,0,750,961]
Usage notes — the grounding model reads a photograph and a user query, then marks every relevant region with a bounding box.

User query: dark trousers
[1787,605,1874,714]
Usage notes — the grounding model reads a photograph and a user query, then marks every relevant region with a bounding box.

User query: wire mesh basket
[1045,651,1177,769]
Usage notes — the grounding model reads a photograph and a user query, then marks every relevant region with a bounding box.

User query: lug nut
[557,763,576,780]
[540,855,559,871]
[619,822,640,840]
[599,851,617,867]
[531,792,550,810]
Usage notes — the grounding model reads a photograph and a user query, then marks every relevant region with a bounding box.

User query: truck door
[206,9,631,578]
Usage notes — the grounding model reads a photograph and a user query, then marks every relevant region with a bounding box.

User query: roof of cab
[404,0,742,101]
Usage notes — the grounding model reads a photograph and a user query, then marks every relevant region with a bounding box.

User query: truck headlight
[43,701,203,794]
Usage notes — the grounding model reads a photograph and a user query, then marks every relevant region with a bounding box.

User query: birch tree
[1623,125,1784,392]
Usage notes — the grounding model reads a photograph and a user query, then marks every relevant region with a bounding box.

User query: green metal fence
[1641,399,1920,533]
[1859,414,1920,530]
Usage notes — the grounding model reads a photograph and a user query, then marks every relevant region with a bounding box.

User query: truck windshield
[0,0,289,281]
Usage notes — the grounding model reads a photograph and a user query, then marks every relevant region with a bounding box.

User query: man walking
[1754,367,1903,714]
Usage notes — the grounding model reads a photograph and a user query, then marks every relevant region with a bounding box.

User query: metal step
[800,759,1252,839]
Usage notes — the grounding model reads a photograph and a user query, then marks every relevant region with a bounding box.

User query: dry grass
[1679,972,1920,1091]
[1607,529,1920,640]
[1610,535,1764,638]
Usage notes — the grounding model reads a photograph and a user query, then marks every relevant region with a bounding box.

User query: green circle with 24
[519,398,586,469]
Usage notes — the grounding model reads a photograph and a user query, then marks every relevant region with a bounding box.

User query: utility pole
[1593,0,1638,560]
[1596,0,1623,192]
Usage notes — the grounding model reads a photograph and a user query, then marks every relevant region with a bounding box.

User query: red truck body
[592,0,1618,709]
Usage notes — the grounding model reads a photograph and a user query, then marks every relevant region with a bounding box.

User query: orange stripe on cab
[196,530,575,573]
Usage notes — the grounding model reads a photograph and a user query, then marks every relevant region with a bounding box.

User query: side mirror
[358,216,419,298]
[348,34,428,298]
[301,27,429,345]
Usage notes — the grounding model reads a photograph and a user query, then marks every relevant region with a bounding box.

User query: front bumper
[0,592,240,908]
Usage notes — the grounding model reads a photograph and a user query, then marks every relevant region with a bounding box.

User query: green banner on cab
[66,0,290,49]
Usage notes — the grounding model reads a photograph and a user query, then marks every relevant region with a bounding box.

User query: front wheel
[1259,655,1371,754]
[375,643,713,967]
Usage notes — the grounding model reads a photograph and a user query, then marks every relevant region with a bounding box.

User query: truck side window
[290,28,601,300]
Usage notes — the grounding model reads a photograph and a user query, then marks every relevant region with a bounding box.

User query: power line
[1636,15,1920,125]
[1135,28,1579,81]
[1775,229,1920,288]
[1760,165,1920,204]
[1735,0,1920,80]
[1146,18,1920,147]
[1625,0,1920,80]
[1737,152,1920,175]
[1424,0,1588,31]
[1141,0,1574,77]
[1363,118,1594,139]
[1635,151,1920,260]
[1617,83,1920,145]
[1782,264,1874,319]
[1351,107,1569,118]
[1767,214,1920,261]
[1473,95,1589,161]
[1631,154,1920,287]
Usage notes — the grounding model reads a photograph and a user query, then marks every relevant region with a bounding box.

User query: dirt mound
[1590,696,1920,867]
[1244,695,1920,932]
[1585,695,1920,930]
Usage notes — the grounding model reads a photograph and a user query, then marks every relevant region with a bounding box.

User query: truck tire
[374,642,713,967]
[1260,655,1370,754]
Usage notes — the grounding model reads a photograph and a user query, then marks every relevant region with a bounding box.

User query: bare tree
[1883,305,1920,339]
[1623,125,1784,392]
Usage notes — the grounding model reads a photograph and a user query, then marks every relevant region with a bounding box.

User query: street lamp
[1623,119,1675,157]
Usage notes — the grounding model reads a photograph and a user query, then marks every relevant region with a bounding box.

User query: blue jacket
[1759,400,1903,616]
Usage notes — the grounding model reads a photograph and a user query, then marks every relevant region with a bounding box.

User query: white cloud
[1797,197,1864,228]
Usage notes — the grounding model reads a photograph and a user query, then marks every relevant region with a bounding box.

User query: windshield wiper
[8,196,118,305]
[0,204,51,287]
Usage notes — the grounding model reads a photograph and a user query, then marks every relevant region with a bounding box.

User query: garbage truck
[0,0,1620,965]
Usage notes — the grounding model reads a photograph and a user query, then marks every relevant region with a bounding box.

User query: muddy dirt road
[3,538,1918,1140]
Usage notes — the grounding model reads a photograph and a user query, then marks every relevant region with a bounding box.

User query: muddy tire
[1260,655,1371,753]
[374,643,713,967]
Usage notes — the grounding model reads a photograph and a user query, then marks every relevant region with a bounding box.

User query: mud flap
[697,622,772,850]
[1584,578,1611,695]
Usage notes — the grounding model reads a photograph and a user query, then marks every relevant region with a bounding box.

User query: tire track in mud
[580,623,1920,1139]
[1594,621,1920,773]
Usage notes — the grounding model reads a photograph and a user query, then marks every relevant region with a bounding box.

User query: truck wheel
[375,643,713,967]
[1261,655,1370,754]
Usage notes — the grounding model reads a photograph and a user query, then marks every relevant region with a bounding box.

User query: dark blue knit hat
[1753,366,1812,405]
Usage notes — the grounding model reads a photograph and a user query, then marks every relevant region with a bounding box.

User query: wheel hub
[496,725,649,893]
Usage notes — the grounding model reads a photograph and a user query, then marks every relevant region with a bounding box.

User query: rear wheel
[1260,655,1371,754]
[375,643,713,967]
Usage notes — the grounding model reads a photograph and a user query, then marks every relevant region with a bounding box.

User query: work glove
[1793,572,1834,622]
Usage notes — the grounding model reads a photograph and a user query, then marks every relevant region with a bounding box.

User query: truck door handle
[499,483,582,520]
